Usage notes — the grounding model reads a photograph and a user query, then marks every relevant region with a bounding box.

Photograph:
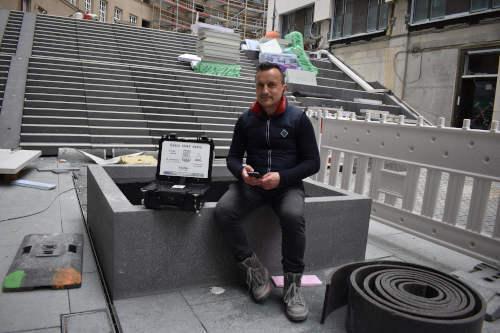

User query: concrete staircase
[0,10,417,157]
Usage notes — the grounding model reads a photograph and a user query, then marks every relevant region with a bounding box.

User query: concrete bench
[87,164,371,300]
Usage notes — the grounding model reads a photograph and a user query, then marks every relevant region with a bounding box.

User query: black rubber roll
[321,261,486,333]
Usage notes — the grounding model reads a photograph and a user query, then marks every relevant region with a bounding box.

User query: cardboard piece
[78,150,143,165]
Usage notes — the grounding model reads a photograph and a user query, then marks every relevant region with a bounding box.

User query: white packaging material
[285,69,317,86]
[190,60,200,69]
[178,54,202,63]
[259,39,282,54]
[245,39,260,51]
[191,22,234,35]
[259,37,289,48]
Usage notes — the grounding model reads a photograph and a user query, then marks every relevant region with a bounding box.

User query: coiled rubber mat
[321,261,485,333]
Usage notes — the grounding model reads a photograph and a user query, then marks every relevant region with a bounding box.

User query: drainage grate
[2,233,83,291]
[61,309,114,333]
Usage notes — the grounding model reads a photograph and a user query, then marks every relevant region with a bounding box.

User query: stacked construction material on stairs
[195,28,241,77]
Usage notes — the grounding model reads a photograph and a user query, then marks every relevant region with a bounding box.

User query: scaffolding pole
[175,0,179,31]
[153,0,266,38]
[243,0,247,39]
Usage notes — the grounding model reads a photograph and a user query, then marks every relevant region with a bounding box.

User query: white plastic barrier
[308,108,500,267]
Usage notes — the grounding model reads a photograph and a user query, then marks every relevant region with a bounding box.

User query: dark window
[471,0,490,11]
[453,49,499,130]
[413,0,429,22]
[446,0,469,15]
[331,0,389,40]
[411,0,500,25]
[343,0,353,36]
[281,12,295,37]
[379,2,389,29]
[466,52,500,75]
[367,0,379,31]
[430,0,446,19]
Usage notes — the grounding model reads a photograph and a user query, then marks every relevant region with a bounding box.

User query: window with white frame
[114,7,122,22]
[85,0,92,13]
[99,0,107,22]
[331,0,389,40]
[130,14,138,25]
[410,0,500,25]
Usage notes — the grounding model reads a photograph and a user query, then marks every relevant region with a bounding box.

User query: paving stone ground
[0,152,498,332]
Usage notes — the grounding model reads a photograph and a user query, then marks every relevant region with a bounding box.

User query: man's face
[255,68,286,113]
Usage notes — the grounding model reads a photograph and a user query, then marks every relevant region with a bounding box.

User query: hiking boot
[238,253,272,302]
[283,272,308,322]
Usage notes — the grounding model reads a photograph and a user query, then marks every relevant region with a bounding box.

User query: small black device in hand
[247,171,262,178]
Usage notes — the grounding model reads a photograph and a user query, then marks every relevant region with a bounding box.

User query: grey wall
[0,12,35,149]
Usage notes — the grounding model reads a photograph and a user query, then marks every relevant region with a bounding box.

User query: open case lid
[156,134,215,183]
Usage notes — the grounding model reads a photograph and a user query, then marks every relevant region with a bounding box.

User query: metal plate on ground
[2,233,83,291]
[61,309,114,333]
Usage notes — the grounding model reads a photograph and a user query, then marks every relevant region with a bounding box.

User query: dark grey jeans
[214,181,306,273]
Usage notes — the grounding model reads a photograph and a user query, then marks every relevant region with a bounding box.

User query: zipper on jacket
[266,119,272,172]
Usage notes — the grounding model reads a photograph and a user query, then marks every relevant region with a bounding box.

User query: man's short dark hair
[256,62,285,84]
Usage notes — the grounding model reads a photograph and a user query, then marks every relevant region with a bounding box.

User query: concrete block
[87,164,371,299]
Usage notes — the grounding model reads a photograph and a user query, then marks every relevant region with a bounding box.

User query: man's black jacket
[226,98,320,188]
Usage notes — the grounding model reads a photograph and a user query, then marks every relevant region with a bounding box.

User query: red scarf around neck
[250,96,287,117]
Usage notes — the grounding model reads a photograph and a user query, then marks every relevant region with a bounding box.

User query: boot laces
[246,266,266,289]
[284,282,305,307]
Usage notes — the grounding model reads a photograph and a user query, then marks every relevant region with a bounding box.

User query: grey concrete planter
[87,164,371,300]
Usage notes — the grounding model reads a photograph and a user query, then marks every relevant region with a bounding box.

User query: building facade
[0,0,266,38]
[268,0,500,128]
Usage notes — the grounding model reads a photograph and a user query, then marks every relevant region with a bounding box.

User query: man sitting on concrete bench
[215,62,320,322]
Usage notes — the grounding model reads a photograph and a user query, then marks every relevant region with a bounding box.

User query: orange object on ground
[265,31,280,39]
[52,267,82,289]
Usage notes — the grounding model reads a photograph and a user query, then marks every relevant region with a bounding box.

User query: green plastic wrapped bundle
[284,31,319,75]
[193,61,241,78]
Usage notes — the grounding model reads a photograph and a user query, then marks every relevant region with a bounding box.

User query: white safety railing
[308,108,500,267]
